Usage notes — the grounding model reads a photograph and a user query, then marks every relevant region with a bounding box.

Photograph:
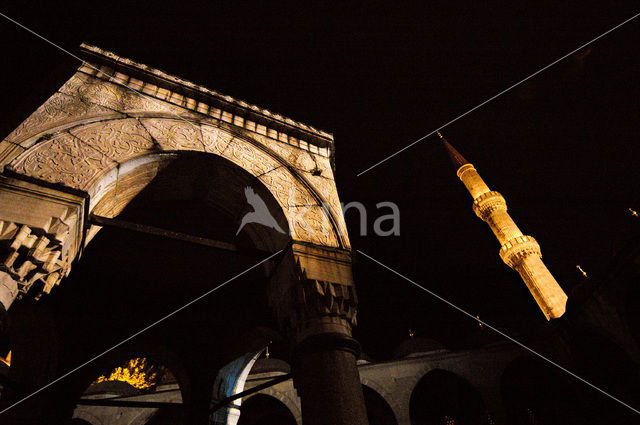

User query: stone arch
[239,392,300,425]
[359,376,401,422]
[361,384,398,425]
[69,343,189,425]
[87,151,292,253]
[359,376,391,403]
[0,112,351,310]
[210,349,265,425]
[0,45,366,425]
[4,115,347,249]
[71,342,190,400]
[409,369,486,425]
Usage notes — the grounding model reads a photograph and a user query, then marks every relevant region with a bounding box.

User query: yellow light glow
[92,357,158,390]
[0,351,11,367]
[576,265,589,279]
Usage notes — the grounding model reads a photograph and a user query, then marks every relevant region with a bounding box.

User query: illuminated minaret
[439,132,567,319]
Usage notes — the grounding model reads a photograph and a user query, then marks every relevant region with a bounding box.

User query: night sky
[1,3,638,360]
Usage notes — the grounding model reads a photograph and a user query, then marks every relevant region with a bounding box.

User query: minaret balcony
[472,191,507,220]
[499,235,542,269]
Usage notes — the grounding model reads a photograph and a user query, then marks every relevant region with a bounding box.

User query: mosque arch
[70,346,188,425]
[2,114,346,249]
[409,369,486,425]
[0,44,363,425]
[237,393,298,425]
[362,384,398,425]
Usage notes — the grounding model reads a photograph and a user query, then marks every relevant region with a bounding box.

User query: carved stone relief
[70,118,157,163]
[0,219,72,302]
[139,118,207,152]
[0,54,354,314]
[2,64,348,248]
[269,246,357,339]
[59,71,190,117]
[10,132,116,191]
[73,76,127,111]
[201,124,234,156]
[120,89,188,115]
[4,91,122,146]
[258,137,320,173]
[8,115,346,247]
[221,138,283,178]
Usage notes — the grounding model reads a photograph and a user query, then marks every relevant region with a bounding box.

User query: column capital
[0,175,87,308]
[269,242,357,343]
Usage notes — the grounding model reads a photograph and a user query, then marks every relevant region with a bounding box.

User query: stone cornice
[77,43,334,157]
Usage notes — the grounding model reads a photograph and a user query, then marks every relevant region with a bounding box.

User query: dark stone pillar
[269,243,369,425]
[293,333,368,425]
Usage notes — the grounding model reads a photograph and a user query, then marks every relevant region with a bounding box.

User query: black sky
[0,2,638,359]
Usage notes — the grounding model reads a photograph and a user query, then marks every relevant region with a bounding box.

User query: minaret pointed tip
[438,134,470,169]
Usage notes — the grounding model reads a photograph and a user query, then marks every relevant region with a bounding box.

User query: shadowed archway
[237,394,297,425]
[362,384,397,425]
[409,369,486,425]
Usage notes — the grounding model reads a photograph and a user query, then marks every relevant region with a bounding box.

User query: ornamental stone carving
[10,132,116,192]
[499,235,542,269]
[0,44,352,305]
[0,222,65,297]
[472,191,508,220]
[270,244,356,341]
[5,91,122,146]
[140,118,206,152]
[201,124,234,156]
[221,138,283,178]
[0,176,86,307]
[70,118,157,163]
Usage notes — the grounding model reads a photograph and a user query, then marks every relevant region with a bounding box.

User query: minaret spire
[438,131,469,169]
[440,134,568,320]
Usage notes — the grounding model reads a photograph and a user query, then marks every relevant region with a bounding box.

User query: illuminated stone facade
[72,341,528,425]
[1,44,638,425]
[441,136,568,320]
[0,44,368,425]
[0,44,350,310]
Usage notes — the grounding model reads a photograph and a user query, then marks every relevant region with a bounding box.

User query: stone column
[269,243,369,425]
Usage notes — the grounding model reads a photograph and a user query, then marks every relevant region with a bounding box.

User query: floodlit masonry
[440,133,568,320]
